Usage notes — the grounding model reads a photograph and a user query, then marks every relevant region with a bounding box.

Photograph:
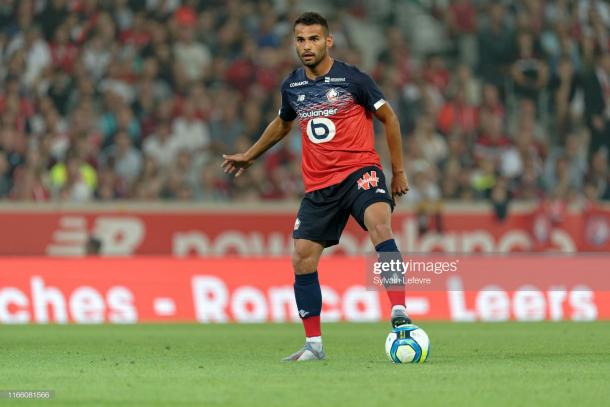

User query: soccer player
[222,12,410,361]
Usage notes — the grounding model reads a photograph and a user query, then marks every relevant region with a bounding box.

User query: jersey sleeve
[278,83,297,121]
[353,70,387,112]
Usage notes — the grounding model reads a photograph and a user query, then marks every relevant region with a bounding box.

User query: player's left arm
[374,103,409,200]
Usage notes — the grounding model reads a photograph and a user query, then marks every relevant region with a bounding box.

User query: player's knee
[292,243,320,274]
[292,245,318,274]
[370,223,393,244]
[292,252,315,274]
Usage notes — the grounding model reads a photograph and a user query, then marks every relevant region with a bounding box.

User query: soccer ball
[385,324,430,363]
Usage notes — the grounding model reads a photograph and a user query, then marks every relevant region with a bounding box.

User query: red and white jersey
[279,60,387,192]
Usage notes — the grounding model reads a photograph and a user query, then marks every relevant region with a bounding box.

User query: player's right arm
[222,116,293,177]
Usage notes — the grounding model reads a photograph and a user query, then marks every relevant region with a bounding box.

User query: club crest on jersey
[325,88,339,103]
[357,171,379,190]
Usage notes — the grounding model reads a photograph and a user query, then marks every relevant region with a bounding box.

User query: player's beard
[299,47,327,69]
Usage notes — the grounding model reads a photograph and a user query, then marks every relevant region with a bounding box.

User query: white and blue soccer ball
[385,324,430,364]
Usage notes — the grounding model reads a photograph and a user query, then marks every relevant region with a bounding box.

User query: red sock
[387,288,405,307]
[302,315,321,337]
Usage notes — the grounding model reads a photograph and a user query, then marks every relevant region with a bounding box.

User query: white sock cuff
[306,336,322,343]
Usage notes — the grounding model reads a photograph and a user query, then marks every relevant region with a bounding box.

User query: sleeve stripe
[373,99,386,110]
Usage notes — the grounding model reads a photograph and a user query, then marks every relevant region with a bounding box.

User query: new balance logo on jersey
[375,188,386,194]
[297,94,305,102]
[299,309,310,318]
[357,171,379,190]
[324,77,346,83]
[294,218,301,230]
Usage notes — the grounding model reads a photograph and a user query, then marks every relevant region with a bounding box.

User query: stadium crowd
[0,0,609,208]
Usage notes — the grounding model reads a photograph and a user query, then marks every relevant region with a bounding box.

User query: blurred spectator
[478,83,505,126]
[193,161,229,202]
[509,99,549,144]
[161,149,197,200]
[423,54,451,94]
[100,131,142,187]
[209,99,243,153]
[173,6,211,82]
[171,99,210,155]
[405,164,443,234]
[471,158,497,199]
[544,134,588,193]
[413,115,448,166]
[515,154,545,200]
[440,158,463,199]
[478,3,514,88]
[0,150,12,197]
[132,156,164,200]
[49,23,78,74]
[95,166,122,200]
[7,26,51,88]
[373,26,413,88]
[38,0,69,41]
[585,149,610,200]
[445,0,478,68]
[11,145,50,201]
[510,31,549,104]
[49,152,97,201]
[474,115,511,165]
[583,52,610,157]
[143,121,176,169]
[82,33,113,82]
[548,56,580,141]
[437,82,478,136]
[490,176,511,221]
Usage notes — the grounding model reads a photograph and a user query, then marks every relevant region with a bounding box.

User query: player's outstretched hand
[222,153,254,177]
[391,171,410,201]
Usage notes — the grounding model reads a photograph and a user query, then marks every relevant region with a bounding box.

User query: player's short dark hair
[293,12,329,34]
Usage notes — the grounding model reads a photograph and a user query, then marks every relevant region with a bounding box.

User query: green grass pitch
[1,322,609,406]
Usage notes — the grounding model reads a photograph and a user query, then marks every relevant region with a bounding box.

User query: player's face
[294,24,333,68]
